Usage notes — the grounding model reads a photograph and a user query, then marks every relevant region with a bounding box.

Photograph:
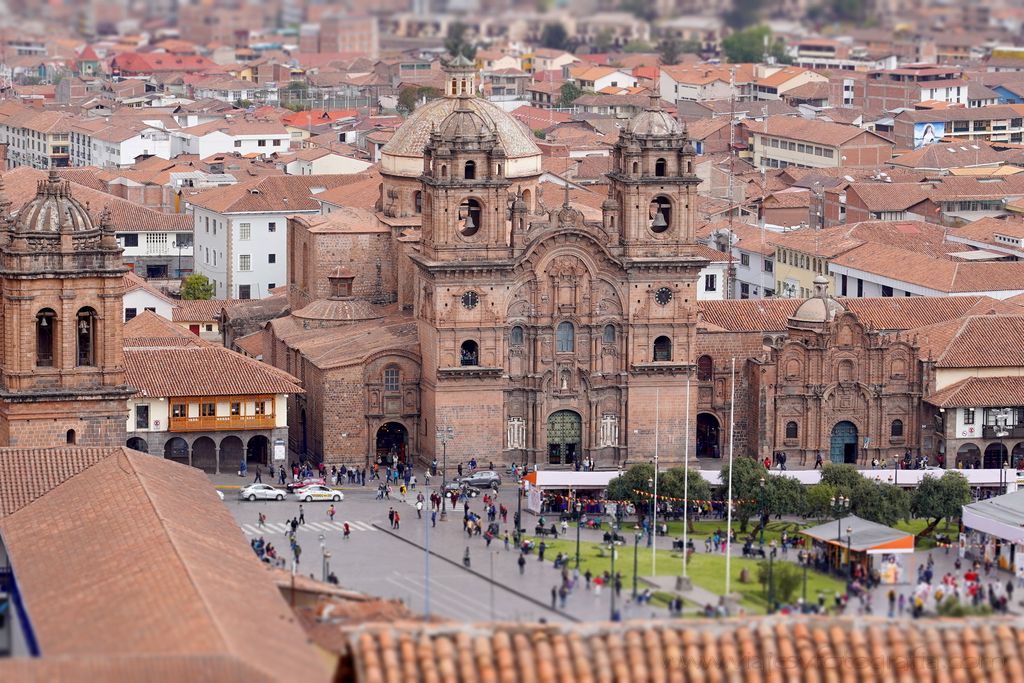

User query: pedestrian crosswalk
[240,520,377,535]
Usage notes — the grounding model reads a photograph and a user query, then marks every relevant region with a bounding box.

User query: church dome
[789,276,845,328]
[626,95,683,137]
[291,299,384,325]
[381,97,541,178]
[436,105,495,142]
[15,170,95,233]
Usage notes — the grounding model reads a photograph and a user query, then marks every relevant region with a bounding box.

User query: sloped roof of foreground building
[0,447,330,683]
[335,617,1024,682]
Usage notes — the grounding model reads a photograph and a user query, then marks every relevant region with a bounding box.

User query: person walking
[503,532,510,551]
[393,511,400,530]
[551,586,557,609]
[254,466,262,483]
[416,499,423,519]
[518,553,526,575]
[298,505,305,525]
[814,451,823,469]
[257,512,266,528]
[327,504,336,522]
[538,541,546,562]
[388,508,395,528]
[343,522,351,540]
[431,510,437,527]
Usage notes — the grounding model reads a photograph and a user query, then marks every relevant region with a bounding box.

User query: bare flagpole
[724,357,737,605]
[652,388,660,576]
[682,374,690,580]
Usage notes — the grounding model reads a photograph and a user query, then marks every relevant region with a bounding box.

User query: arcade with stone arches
[125,429,287,474]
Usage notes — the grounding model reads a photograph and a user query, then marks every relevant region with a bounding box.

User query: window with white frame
[239,254,251,271]
[239,223,251,240]
[145,232,168,254]
[599,414,618,447]
[507,417,526,449]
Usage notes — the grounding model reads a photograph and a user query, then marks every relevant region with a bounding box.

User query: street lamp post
[574,500,582,569]
[830,494,849,575]
[436,426,453,521]
[318,533,327,582]
[632,532,641,600]
[767,545,777,614]
[608,529,618,621]
[647,477,654,548]
[798,550,808,608]
[515,480,528,544]
[846,525,854,581]
[758,476,767,546]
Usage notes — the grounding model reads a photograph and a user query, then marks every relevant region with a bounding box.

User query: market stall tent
[962,490,1024,543]
[801,515,915,555]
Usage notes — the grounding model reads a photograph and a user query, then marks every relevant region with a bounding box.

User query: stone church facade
[267,59,718,469]
[0,172,131,447]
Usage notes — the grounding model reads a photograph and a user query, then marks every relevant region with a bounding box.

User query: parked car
[293,485,343,502]
[239,483,285,501]
[286,477,326,493]
[442,481,479,498]
[459,471,501,489]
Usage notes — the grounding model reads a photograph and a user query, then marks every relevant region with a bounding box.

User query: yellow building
[771,228,861,298]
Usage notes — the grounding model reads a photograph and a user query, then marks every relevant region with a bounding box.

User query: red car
[286,477,326,493]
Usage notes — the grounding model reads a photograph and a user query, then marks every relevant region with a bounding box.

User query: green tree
[766,474,806,518]
[540,23,569,51]
[804,483,838,520]
[718,457,768,532]
[623,40,653,54]
[594,29,615,53]
[659,38,683,66]
[444,22,477,60]
[659,467,713,505]
[758,560,803,606]
[911,471,972,535]
[398,85,441,113]
[606,463,655,507]
[851,480,910,527]
[180,274,214,300]
[721,25,789,64]
[559,81,583,107]
[819,463,863,494]
[283,102,309,112]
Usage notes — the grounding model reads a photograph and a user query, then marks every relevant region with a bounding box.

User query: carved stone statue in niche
[549,255,586,310]
[560,369,570,391]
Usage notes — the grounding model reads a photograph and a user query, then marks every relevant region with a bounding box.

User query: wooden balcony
[169,414,276,432]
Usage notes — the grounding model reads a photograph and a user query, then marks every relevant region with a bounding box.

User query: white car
[293,484,343,502]
[238,483,285,502]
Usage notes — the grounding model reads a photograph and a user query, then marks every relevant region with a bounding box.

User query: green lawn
[531,537,844,614]
[573,518,810,546]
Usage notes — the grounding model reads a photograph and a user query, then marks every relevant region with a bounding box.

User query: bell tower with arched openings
[0,171,130,447]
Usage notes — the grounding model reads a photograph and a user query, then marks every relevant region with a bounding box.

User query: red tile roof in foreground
[124,346,301,397]
[927,376,1024,408]
[0,448,327,682]
[172,298,244,323]
[931,314,1024,368]
[341,618,1024,683]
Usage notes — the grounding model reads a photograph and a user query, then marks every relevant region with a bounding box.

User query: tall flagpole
[652,388,659,576]
[724,357,736,604]
[682,374,690,580]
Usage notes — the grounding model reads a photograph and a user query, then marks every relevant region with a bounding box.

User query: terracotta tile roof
[846,182,933,211]
[927,376,1024,408]
[124,310,209,348]
[0,447,116,517]
[930,175,1024,201]
[2,168,191,233]
[701,295,987,333]
[313,169,383,211]
[747,115,888,147]
[186,174,351,213]
[698,221,779,257]
[0,448,328,682]
[123,272,175,304]
[270,311,418,370]
[172,299,243,323]
[340,618,1024,683]
[764,188,810,208]
[233,329,266,357]
[0,654,273,682]
[891,141,1010,170]
[124,345,301,397]
[952,216,1024,246]
[932,314,1024,368]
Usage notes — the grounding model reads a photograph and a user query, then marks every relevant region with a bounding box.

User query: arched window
[36,308,55,367]
[891,419,904,438]
[556,321,574,353]
[414,190,422,214]
[510,325,524,345]
[697,355,713,380]
[631,161,639,174]
[76,307,97,366]
[496,163,503,177]
[686,160,693,174]
[383,367,400,392]
[653,335,672,361]
[602,324,616,343]
[460,340,479,366]
[649,196,672,233]
[458,198,482,237]
[464,160,476,180]
[655,158,667,177]
[440,164,448,179]
[785,421,799,439]
[66,429,76,444]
